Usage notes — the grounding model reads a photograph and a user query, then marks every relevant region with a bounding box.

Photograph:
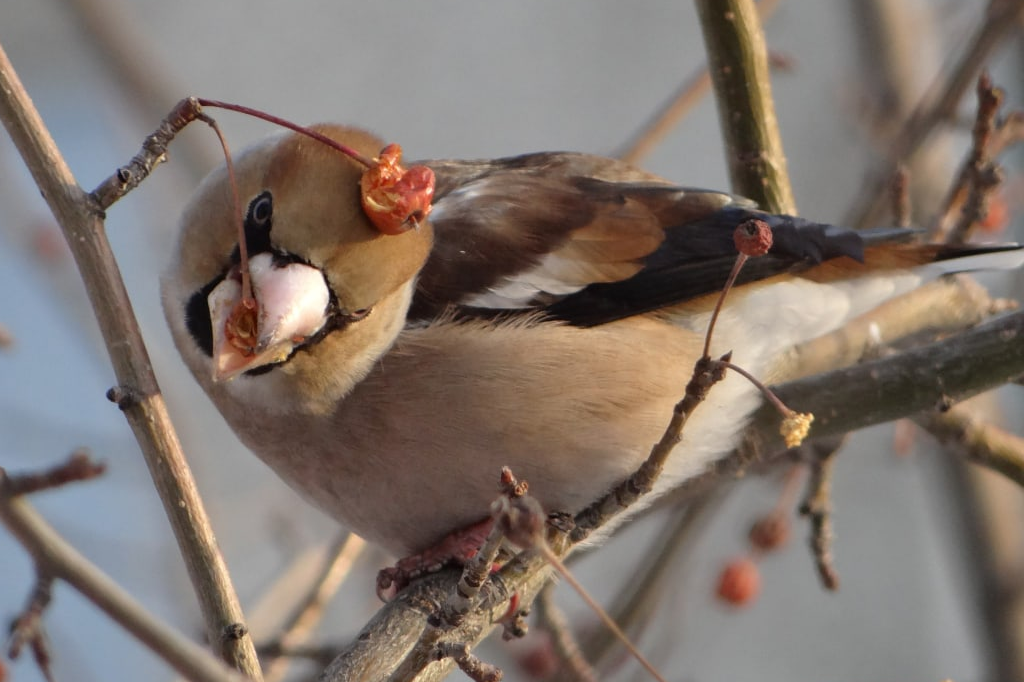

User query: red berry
[749,513,791,552]
[978,193,1009,233]
[518,635,558,679]
[716,557,761,606]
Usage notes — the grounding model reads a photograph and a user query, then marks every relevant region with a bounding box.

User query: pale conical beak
[208,252,331,382]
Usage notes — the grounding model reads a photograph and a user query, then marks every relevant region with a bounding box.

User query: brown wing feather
[407,152,738,321]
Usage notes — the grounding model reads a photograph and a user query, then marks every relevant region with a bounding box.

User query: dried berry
[733,219,773,257]
[749,513,791,552]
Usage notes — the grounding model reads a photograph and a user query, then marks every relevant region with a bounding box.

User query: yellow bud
[781,412,814,448]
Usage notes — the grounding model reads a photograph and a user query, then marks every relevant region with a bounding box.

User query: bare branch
[434,642,503,682]
[571,353,730,544]
[916,407,1024,488]
[3,450,106,496]
[8,569,55,682]
[845,0,1024,229]
[0,42,262,679]
[260,533,366,682]
[798,438,844,590]
[936,73,1004,244]
[535,584,598,682]
[695,0,796,213]
[0,470,249,682]
[744,309,1024,463]
[90,97,205,209]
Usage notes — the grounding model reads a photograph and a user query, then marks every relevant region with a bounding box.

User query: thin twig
[0,43,262,679]
[845,0,1024,230]
[891,165,911,227]
[534,584,598,682]
[570,353,730,544]
[3,450,106,496]
[8,569,56,682]
[90,96,205,209]
[534,544,666,682]
[798,438,844,590]
[438,470,526,629]
[916,406,1024,488]
[492,490,668,682]
[0,471,248,682]
[937,73,1004,244]
[261,532,366,682]
[434,642,503,682]
[581,491,725,671]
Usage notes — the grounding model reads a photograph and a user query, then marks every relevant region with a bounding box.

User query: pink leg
[376,517,495,599]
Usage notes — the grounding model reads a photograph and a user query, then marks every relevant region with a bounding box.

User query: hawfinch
[162,124,1020,559]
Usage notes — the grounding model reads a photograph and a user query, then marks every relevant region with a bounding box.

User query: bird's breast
[223,316,768,555]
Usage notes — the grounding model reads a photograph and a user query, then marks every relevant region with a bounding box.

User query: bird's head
[163,125,434,410]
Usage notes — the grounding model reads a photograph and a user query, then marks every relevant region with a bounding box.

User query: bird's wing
[410,152,869,327]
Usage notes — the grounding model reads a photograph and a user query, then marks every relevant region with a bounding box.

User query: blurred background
[1,1,1022,680]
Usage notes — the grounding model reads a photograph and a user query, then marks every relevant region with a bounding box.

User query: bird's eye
[247,192,273,228]
[243,191,274,254]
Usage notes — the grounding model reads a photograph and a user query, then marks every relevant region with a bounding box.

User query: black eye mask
[183,188,370,369]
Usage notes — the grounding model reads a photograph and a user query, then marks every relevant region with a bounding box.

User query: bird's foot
[376,517,496,600]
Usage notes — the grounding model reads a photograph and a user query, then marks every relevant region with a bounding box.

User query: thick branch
[777,274,1011,381]
[743,309,1024,460]
[0,42,262,679]
[320,560,554,682]
[695,0,796,213]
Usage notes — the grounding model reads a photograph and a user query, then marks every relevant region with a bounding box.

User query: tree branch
[844,0,1024,229]
[743,309,1024,463]
[0,470,248,682]
[695,0,796,213]
[916,407,1024,488]
[0,41,262,679]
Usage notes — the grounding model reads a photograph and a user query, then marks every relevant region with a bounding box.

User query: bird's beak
[208,253,330,382]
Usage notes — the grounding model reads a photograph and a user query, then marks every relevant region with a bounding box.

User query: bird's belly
[230,318,765,556]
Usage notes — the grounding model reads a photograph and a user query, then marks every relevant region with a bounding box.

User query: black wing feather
[544,209,869,327]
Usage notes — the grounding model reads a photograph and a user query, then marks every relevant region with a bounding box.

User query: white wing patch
[462,254,592,309]
[462,249,649,309]
[663,272,926,370]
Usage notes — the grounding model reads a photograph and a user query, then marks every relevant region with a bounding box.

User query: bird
[161,123,1021,569]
